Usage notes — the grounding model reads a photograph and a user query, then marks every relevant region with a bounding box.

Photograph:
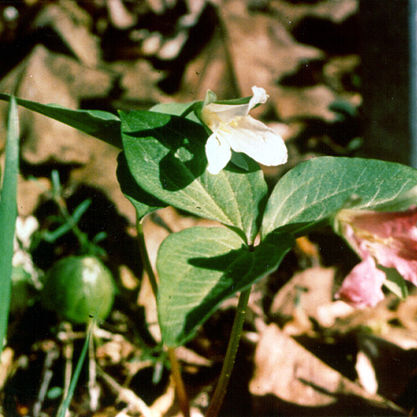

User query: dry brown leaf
[218,0,342,122]
[397,293,417,333]
[250,324,404,415]
[0,347,14,390]
[315,300,354,328]
[106,0,137,29]
[275,84,338,121]
[17,176,50,217]
[33,2,100,67]
[179,29,237,101]
[356,333,417,401]
[0,46,85,164]
[270,266,335,319]
[330,297,396,335]
[270,0,358,28]
[69,138,136,224]
[111,60,167,105]
[0,45,115,166]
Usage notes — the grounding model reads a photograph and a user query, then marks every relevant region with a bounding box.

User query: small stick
[98,367,154,417]
[33,343,59,417]
[57,323,74,416]
[88,329,99,411]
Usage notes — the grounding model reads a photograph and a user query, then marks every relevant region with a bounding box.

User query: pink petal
[336,256,386,308]
[340,207,417,287]
[348,207,417,239]
[370,242,417,286]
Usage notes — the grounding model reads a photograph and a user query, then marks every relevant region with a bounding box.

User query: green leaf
[157,227,293,346]
[150,101,202,125]
[116,152,167,220]
[262,157,417,237]
[381,267,408,299]
[120,110,268,243]
[0,97,19,352]
[0,94,121,148]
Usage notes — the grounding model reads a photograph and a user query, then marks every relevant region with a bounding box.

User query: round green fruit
[42,256,115,324]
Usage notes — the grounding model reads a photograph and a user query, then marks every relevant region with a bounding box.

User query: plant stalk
[206,287,251,417]
[136,220,158,299]
[168,347,190,417]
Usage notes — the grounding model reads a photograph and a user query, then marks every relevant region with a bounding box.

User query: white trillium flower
[201,86,288,175]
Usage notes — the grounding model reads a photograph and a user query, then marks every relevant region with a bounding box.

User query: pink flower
[335,207,417,307]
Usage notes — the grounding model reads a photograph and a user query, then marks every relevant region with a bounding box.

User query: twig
[88,330,100,411]
[57,323,74,416]
[33,343,59,417]
[98,367,154,417]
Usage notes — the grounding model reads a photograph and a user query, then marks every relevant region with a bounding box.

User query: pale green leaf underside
[150,101,201,125]
[262,157,417,237]
[157,227,293,346]
[120,110,267,242]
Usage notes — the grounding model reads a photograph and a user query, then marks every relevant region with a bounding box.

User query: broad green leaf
[150,101,201,125]
[0,97,19,352]
[116,152,166,220]
[262,157,417,237]
[157,227,293,346]
[120,110,268,243]
[0,94,121,148]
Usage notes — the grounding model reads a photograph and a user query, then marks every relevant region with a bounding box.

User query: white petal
[216,116,287,166]
[248,86,269,113]
[205,133,232,175]
[201,103,248,129]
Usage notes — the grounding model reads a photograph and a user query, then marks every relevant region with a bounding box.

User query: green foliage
[150,101,202,125]
[261,156,417,238]
[157,227,293,346]
[0,97,19,352]
[119,110,268,243]
[0,94,121,148]
[32,170,107,256]
[116,152,167,220]
[5,94,417,349]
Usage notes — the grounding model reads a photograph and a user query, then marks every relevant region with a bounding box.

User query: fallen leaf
[0,46,94,165]
[33,2,100,67]
[250,323,404,415]
[270,266,335,320]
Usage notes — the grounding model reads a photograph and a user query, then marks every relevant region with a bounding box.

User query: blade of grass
[0,97,19,353]
[57,322,93,417]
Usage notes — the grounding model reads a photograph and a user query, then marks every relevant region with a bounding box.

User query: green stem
[136,220,158,299]
[206,287,251,417]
